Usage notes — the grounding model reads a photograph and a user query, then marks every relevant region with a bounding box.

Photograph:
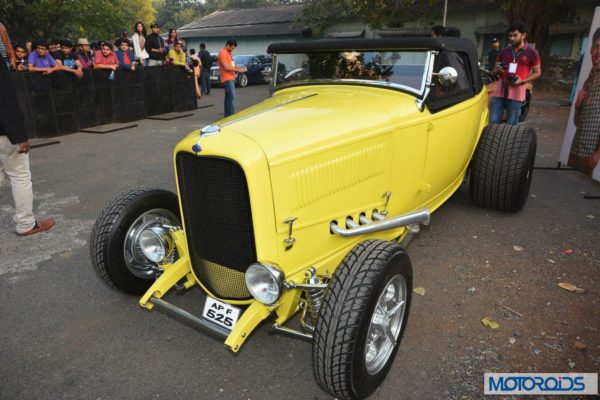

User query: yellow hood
[219,85,422,166]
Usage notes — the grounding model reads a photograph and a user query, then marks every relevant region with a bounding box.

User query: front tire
[236,73,248,88]
[312,240,412,399]
[470,124,536,212]
[90,188,181,295]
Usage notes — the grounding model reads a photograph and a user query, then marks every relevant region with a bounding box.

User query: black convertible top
[268,37,483,98]
[268,37,469,54]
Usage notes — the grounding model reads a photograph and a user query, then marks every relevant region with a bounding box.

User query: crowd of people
[3,22,216,98]
[0,20,223,238]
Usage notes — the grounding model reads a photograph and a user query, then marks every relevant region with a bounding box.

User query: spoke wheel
[313,240,413,399]
[365,275,407,375]
[90,188,181,295]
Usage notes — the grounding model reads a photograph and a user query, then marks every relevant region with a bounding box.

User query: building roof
[177,4,306,39]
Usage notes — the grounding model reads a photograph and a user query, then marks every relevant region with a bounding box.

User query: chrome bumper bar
[150,297,230,339]
[271,324,313,342]
[330,208,430,238]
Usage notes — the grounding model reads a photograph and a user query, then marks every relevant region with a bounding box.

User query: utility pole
[443,0,448,26]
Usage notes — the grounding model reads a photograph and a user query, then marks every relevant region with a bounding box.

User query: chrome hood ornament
[192,125,221,153]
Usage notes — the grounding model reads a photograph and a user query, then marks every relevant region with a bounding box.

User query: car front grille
[176,152,256,300]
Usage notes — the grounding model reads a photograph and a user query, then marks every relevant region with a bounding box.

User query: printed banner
[559,6,600,182]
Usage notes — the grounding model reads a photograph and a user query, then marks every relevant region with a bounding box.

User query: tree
[0,0,157,43]
[502,0,575,64]
[154,0,202,29]
[301,0,440,36]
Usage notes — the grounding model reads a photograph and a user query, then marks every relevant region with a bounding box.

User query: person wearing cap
[0,23,56,236]
[56,39,83,78]
[487,38,500,69]
[145,23,165,66]
[76,38,93,70]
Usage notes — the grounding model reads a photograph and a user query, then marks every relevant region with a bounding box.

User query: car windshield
[234,55,253,65]
[273,51,429,94]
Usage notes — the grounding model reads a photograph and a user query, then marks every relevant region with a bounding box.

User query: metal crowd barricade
[9,65,197,138]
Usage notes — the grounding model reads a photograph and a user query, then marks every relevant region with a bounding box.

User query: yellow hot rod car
[90,38,536,399]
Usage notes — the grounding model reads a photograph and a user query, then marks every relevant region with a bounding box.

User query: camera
[507,75,519,83]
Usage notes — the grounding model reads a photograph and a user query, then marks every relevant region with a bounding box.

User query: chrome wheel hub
[123,208,179,279]
[365,274,407,375]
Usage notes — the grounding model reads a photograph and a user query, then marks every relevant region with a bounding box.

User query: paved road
[1,84,598,399]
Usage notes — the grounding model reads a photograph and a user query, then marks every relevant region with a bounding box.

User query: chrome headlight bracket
[245,263,285,305]
[138,226,176,264]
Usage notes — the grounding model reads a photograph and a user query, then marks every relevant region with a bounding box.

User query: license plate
[210,76,218,81]
[202,296,240,330]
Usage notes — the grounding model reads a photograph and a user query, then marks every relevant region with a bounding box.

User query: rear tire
[312,240,412,399]
[470,124,536,212]
[90,188,181,295]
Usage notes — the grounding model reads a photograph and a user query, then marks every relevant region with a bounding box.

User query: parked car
[480,65,532,122]
[91,37,536,399]
[210,54,286,87]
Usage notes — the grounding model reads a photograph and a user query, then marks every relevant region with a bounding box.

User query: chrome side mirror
[433,66,458,86]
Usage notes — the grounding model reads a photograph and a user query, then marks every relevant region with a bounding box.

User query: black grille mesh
[176,153,256,299]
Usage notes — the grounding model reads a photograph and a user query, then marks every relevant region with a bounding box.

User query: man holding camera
[490,21,541,125]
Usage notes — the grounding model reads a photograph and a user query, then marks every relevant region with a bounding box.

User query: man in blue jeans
[218,39,247,117]
[489,21,541,125]
[199,43,212,95]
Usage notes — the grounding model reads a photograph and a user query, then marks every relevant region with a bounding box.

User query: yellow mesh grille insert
[197,259,251,299]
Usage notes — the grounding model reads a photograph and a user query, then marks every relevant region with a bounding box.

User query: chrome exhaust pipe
[330,208,430,238]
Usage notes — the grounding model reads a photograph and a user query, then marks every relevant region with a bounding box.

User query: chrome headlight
[245,263,284,305]
[138,226,173,263]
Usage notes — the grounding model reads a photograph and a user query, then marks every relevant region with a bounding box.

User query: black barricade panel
[28,73,52,94]
[75,71,98,129]
[93,69,115,125]
[51,71,76,94]
[34,115,59,137]
[11,73,36,136]
[10,66,195,137]
[55,113,79,135]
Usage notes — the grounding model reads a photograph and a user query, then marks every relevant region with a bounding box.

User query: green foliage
[154,0,203,29]
[301,0,442,36]
[0,0,157,43]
